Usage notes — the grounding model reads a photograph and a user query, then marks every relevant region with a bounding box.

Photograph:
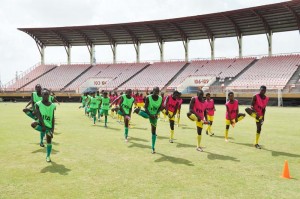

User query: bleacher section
[168,58,256,88]
[65,64,109,91]
[119,61,187,90]
[4,55,300,93]
[7,64,56,91]
[102,63,149,90]
[228,55,300,89]
[24,64,91,91]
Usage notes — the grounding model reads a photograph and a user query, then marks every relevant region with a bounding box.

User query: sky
[0,0,299,85]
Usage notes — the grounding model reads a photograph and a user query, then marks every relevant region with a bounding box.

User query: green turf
[0,103,299,198]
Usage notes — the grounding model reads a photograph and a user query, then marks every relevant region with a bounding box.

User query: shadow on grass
[204,151,240,162]
[210,135,235,140]
[128,142,151,149]
[32,148,59,154]
[103,126,121,131]
[155,153,194,166]
[232,142,300,158]
[156,136,170,140]
[181,126,195,130]
[129,137,148,143]
[30,142,60,146]
[176,143,195,148]
[40,162,71,175]
[131,127,148,130]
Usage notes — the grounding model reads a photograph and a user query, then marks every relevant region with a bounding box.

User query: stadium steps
[17,66,58,91]
[226,58,259,86]
[283,65,300,91]
[114,64,151,90]
[162,62,190,90]
[61,65,93,91]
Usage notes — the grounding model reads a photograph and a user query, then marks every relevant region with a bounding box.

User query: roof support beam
[122,26,140,63]
[52,31,72,64]
[222,14,243,58]
[146,25,164,61]
[251,9,272,56]
[169,22,189,61]
[196,20,215,60]
[24,31,45,64]
[99,29,117,63]
[75,29,95,63]
[284,4,300,34]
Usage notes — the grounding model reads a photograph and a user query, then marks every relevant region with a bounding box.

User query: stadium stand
[65,64,109,91]
[24,64,91,91]
[102,63,150,90]
[6,64,57,91]
[228,55,300,89]
[118,61,187,90]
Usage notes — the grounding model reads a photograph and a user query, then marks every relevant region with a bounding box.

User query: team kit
[23,85,269,162]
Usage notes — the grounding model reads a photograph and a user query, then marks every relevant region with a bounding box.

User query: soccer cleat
[151,149,156,154]
[104,124,108,128]
[196,147,203,152]
[46,156,51,162]
[133,108,140,114]
[169,139,174,143]
[40,143,45,147]
[210,133,214,137]
[125,138,128,142]
[225,139,229,142]
[255,144,261,149]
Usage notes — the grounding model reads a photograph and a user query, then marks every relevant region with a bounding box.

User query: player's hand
[150,114,156,119]
[235,118,238,123]
[42,126,46,132]
[230,120,235,125]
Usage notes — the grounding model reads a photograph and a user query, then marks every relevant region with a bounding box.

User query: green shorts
[117,110,124,116]
[149,118,158,127]
[100,109,109,116]
[89,108,97,116]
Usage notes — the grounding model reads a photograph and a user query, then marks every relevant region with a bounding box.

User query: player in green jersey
[134,87,163,154]
[30,89,56,162]
[23,84,42,120]
[95,91,102,121]
[99,91,110,127]
[111,89,134,142]
[87,92,101,125]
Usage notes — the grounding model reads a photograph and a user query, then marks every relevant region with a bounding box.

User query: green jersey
[148,95,162,115]
[88,95,100,109]
[82,95,87,103]
[121,94,134,115]
[101,97,110,110]
[32,92,43,104]
[36,101,56,129]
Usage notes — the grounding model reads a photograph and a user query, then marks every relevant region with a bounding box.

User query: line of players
[80,86,269,154]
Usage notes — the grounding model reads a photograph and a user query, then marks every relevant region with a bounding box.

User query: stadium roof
[18,0,300,47]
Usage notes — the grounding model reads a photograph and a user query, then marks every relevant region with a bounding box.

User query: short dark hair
[228,91,234,97]
[260,85,267,90]
[206,93,210,96]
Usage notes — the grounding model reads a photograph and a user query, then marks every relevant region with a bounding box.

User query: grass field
[0,102,299,199]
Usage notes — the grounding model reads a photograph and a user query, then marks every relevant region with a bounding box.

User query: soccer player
[30,89,56,162]
[23,84,42,120]
[95,91,102,121]
[112,89,134,141]
[87,92,100,125]
[225,92,246,142]
[205,93,215,136]
[99,91,110,127]
[137,93,145,108]
[176,92,183,127]
[163,91,180,143]
[187,90,209,152]
[245,86,269,149]
[134,87,163,154]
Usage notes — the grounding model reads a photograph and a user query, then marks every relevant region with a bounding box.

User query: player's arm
[144,97,154,119]
[110,96,121,107]
[52,110,55,134]
[173,102,179,116]
[164,96,169,114]
[204,109,208,122]
[226,104,232,123]
[35,105,46,132]
[118,97,126,115]
[27,93,34,108]
[235,106,239,122]
[262,108,266,121]
[189,98,200,121]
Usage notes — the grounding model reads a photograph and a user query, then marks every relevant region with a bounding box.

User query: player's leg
[23,108,36,120]
[196,121,203,151]
[98,107,101,121]
[237,113,246,122]
[150,118,158,154]
[254,116,263,149]
[177,110,181,127]
[206,115,214,136]
[124,114,130,142]
[45,132,53,162]
[187,112,198,121]
[225,120,231,142]
[169,112,175,143]
[31,122,45,147]
[133,107,150,119]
